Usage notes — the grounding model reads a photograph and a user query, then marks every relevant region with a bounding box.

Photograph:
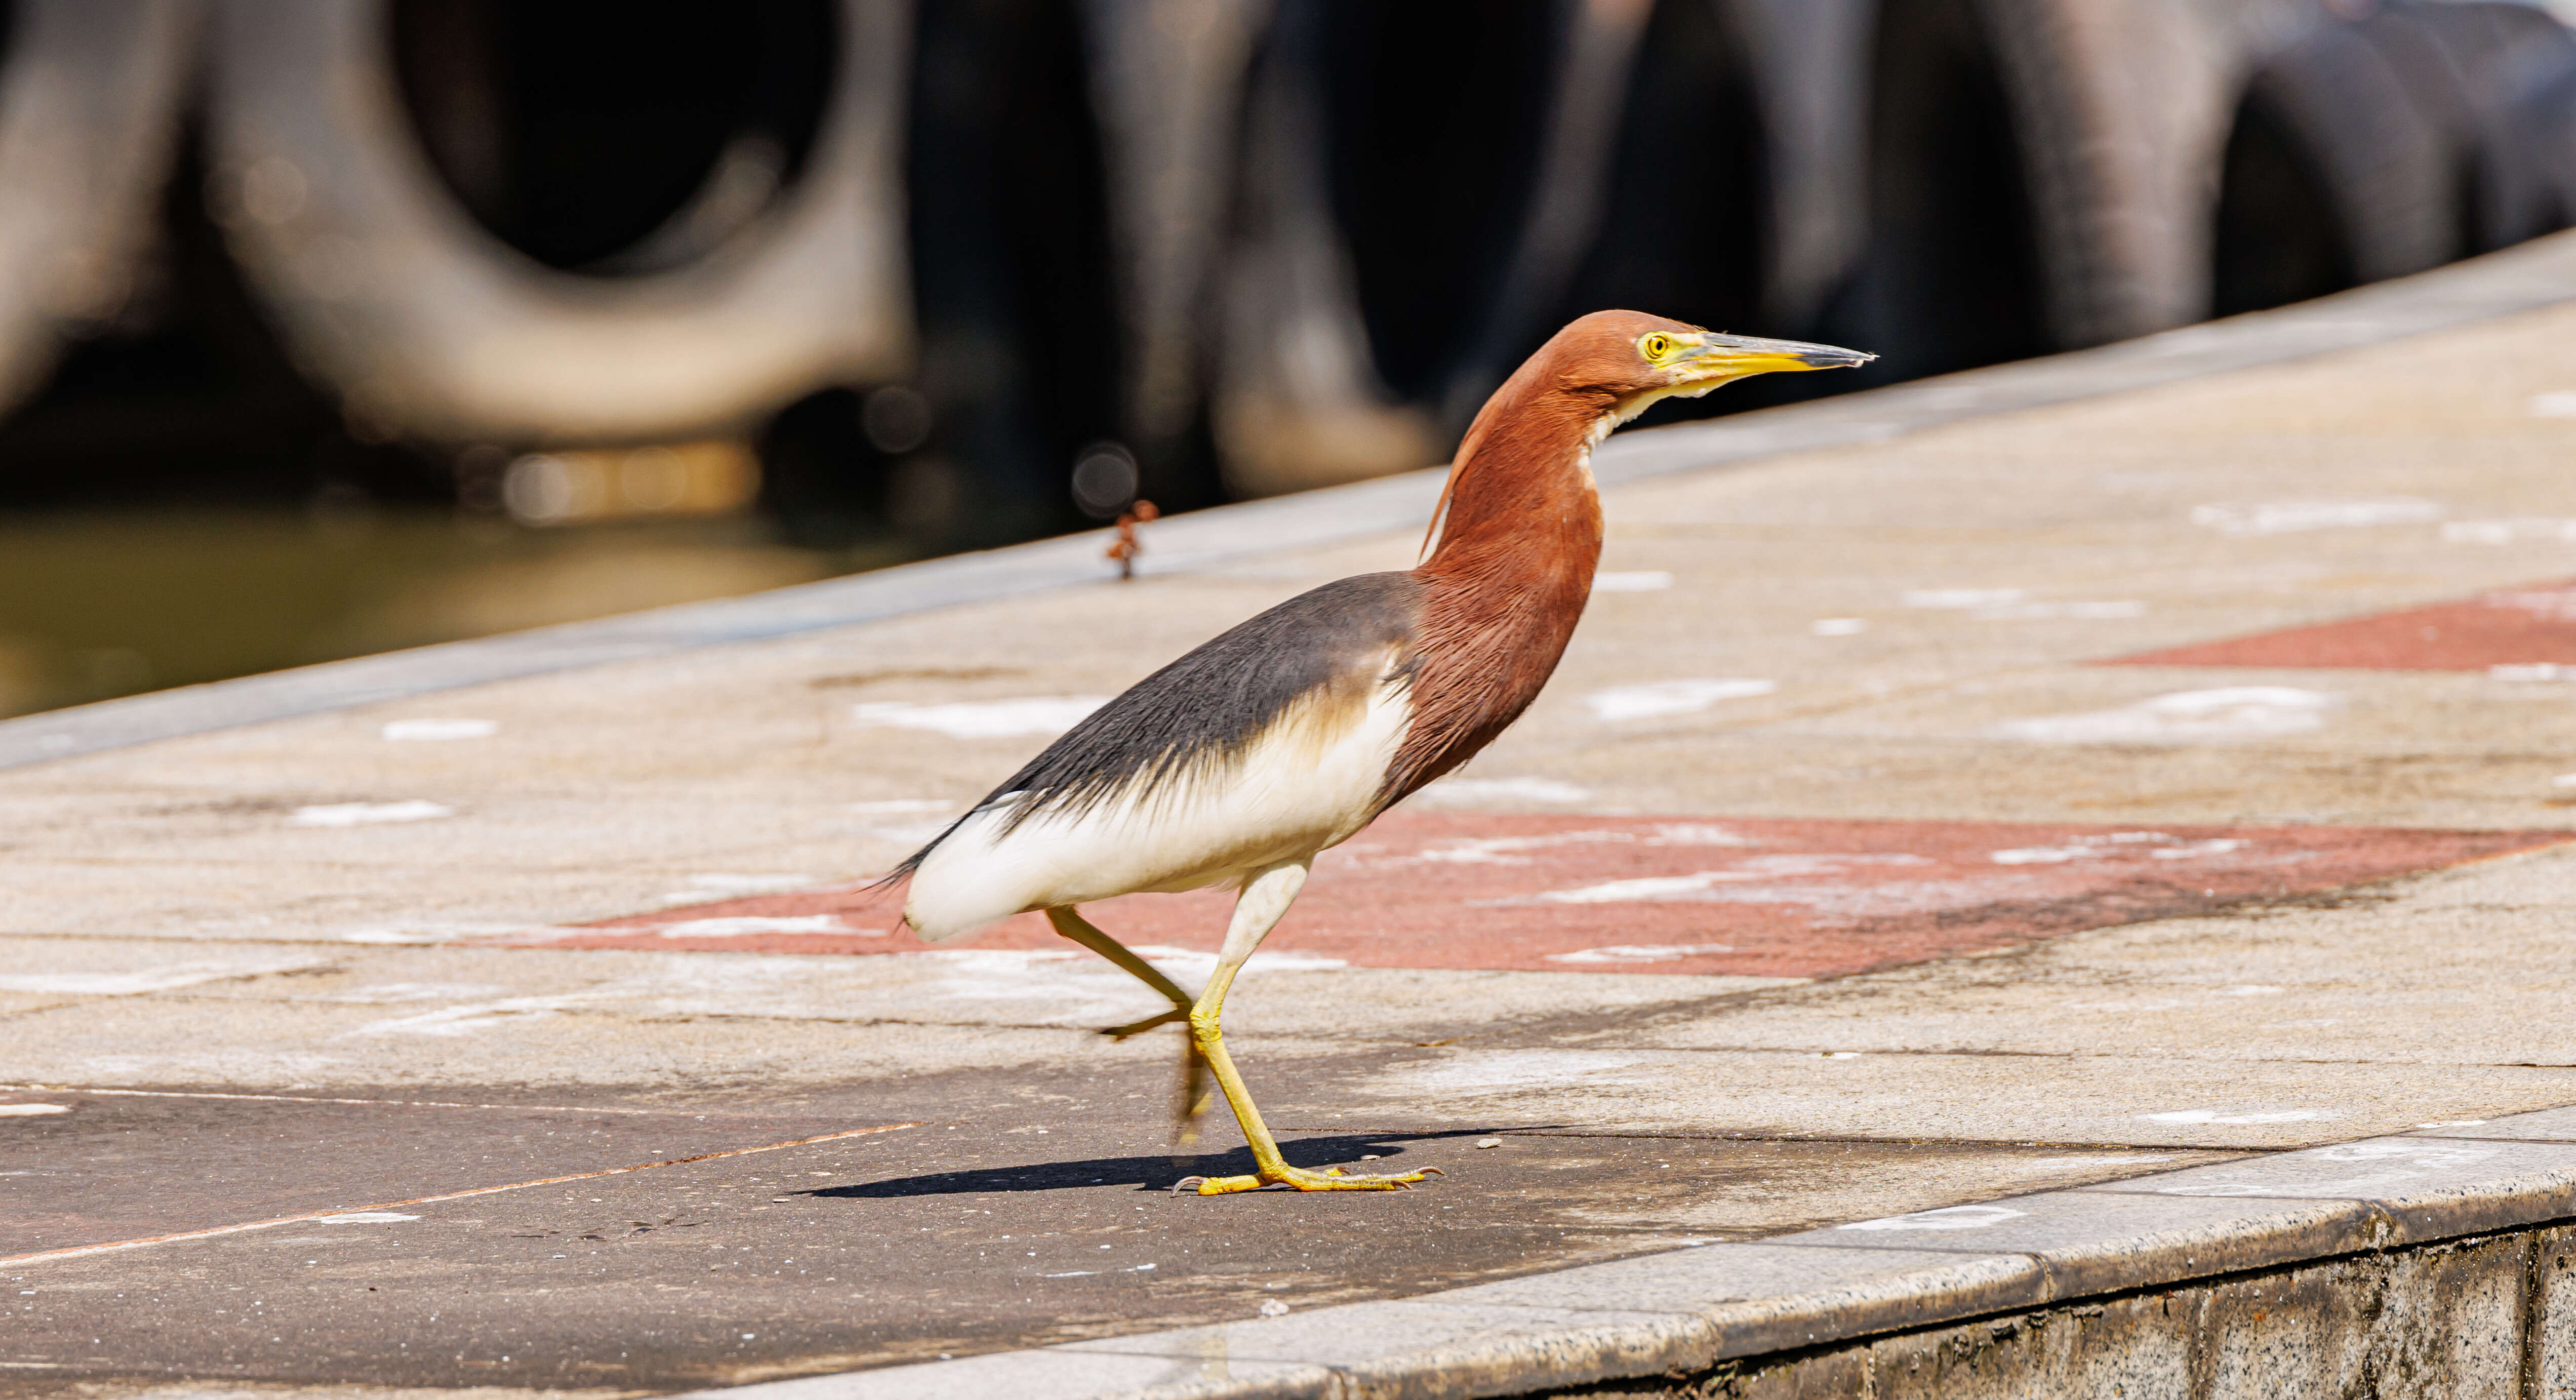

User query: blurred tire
[203,0,913,447]
[0,0,196,416]
[1075,0,1265,497]
[1214,0,1730,494]
[1209,1,1445,498]
[2216,11,2458,317]
[2358,1,2576,253]
[1724,0,1874,332]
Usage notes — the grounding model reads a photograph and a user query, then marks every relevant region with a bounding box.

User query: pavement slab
[0,1074,2236,1393]
[12,246,2576,1392]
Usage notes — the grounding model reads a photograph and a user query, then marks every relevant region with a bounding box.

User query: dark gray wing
[879,571,1424,883]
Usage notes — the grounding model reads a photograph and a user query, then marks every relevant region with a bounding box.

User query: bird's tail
[859,805,977,906]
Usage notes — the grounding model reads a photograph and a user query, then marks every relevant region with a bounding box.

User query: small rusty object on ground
[1107,499,1159,580]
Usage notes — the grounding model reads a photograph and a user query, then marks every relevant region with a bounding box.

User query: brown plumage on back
[894,310,1871,1196]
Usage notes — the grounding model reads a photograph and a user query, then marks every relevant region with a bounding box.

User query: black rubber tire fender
[2238,14,2461,284]
[202,0,915,448]
[0,0,196,416]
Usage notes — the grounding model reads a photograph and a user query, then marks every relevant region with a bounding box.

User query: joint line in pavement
[0,1121,921,1270]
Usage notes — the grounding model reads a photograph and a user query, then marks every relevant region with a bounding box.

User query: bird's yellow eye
[1640,333,1675,363]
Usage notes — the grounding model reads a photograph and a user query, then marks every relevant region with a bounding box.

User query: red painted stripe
[2106,577,2576,671]
[489,814,2567,980]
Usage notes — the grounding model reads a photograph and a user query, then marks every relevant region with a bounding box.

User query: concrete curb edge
[702,1114,2576,1399]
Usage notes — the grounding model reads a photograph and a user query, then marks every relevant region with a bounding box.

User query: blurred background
[4,0,2575,718]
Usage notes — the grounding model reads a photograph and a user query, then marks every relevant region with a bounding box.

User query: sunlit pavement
[8,274,2576,1393]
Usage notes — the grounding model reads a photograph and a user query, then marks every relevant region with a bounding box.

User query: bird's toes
[1173,1173,1263,1195]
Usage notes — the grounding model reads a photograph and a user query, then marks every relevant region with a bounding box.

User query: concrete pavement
[9,234,2576,1394]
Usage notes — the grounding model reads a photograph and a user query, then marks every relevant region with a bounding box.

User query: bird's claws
[1171,1173,1262,1196]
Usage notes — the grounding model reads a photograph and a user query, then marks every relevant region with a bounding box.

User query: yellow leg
[1045,906,1212,1139]
[1173,862,1441,1196]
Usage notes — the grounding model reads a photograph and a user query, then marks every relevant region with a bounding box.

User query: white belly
[902,682,1411,941]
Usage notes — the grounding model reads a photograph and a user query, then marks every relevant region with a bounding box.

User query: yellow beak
[1672,332,1875,383]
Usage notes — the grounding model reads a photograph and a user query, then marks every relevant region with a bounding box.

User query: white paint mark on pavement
[2156,1142,2495,1197]
[1973,600,2147,621]
[380,719,497,741]
[655,915,881,939]
[314,1212,419,1224]
[1647,823,1758,847]
[1414,776,1592,805]
[1811,618,1867,635]
[339,923,586,945]
[1593,571,1673,591]
[1545,944,1735,964]
[1839,1205,2028,1231]
[344,993,603,1037]
[2527,391,2576,417]
[0,957,327,996]
[1585,678,1774,721]
[1492,853,1934,906]
[1990,831,2246,864]
[2028,1155,2171,1170]
[1393,830,1638,865]
[1512,873,1737,904]
[330,983,511,1004]
[1131,945,1346,973]
[851,697,1107,739]
[1903,588,2025,609]
[2486,586,2576,622]
[2444,517,2576,543]
[2190,498,2442,535]
[0,1104,69,1116]
[682,873,818,894]
[290,801,454,827]
[1994,687,2336,744]
[2137,1108,2338,1125]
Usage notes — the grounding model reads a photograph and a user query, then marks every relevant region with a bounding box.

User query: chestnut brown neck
[1417,369,1610,599]
[1379,368,1609,804]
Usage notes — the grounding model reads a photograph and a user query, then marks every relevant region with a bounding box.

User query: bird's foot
[1098,1008,1187,1042]
[1172,1164,1443,1195]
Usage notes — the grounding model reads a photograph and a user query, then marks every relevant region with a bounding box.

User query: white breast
[901,671,1414,942]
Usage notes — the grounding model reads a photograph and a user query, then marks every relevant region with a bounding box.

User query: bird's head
[1426,310,1876,561]
[1546,310,1875,431]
